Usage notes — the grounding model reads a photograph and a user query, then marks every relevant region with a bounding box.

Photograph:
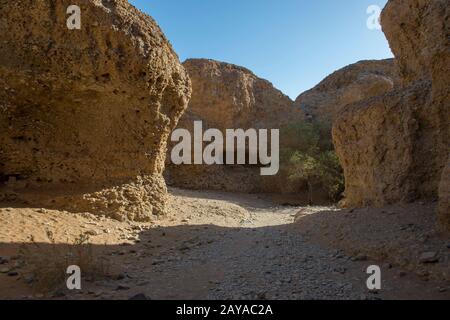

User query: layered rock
[332,0,449,229]
[165,59,303,193]
[0,0,191,221]
[294,59,398,125]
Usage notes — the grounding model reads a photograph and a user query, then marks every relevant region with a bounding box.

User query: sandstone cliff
[332,0,449,229]
[439,157,450,231]
[180,59,300,131]
[0,0,191,221]
[165,59,304,193]
[294,59,398,125]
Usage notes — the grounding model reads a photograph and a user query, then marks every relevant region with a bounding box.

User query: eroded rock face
[0,0,191,221]
[438,157,450,232]
[166,59,303,193]
[180,59,299,130]
[332,0,449,228]
[294,59,398,125]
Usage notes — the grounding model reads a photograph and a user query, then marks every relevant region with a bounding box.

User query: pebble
[129,293,151,300]
[351,254,368,262]
[85,230,100,236]
[0,256,9,264]
[24,276,34,284]
[0,267,10,273]
[419,252,439,264]
[7,271,19,277]
[114,273,126,280]
[115,285,130,291]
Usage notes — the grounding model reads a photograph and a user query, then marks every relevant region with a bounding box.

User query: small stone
[7,271,19,277]
[115,285,130,291]
[419,252,439,264]
[151,259,164,265]
[0,267,10,273]
[85,230,100,236]
[179,245,190,252]
[382,263,393,269]
[256,292,267,300]
[0,256,9,264]
[352,254,368,262]
[114,273,126,280]
[129,293,150,300]
[24,276,34,284]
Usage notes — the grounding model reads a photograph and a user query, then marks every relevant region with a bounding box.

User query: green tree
[280,121,344,204]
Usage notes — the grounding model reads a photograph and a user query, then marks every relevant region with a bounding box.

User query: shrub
[280,121,344,203]
[19,230,110,295]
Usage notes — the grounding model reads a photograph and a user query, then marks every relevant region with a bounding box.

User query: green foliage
[280,121,344,203]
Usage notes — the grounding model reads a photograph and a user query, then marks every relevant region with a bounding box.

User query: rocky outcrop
[166,59,303,193]
[179,59,300,131]
[0,0,191,221]
[294,59,398,125]
[332,0,449,229]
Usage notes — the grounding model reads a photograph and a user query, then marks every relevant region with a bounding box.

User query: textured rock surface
[295,59,398,125]
[438,157,450,231]
[166,59,303,193]
[0,0,191,221]
[332,0,449,226]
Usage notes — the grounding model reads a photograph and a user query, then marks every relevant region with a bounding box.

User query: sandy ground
[0,188,449,300]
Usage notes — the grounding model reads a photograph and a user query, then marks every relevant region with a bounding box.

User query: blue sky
[130,0,392,99]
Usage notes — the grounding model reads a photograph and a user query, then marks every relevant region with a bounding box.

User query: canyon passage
[0,0,449,300]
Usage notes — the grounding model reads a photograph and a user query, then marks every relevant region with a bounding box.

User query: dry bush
[19,230,110,294]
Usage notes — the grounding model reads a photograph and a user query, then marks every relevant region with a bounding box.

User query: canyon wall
[0,0,191,221]
[165,59,304,193]
[294,59,398,125]
[333,0,449,229]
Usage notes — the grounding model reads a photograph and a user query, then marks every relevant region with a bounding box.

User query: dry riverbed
[0,188,449,300]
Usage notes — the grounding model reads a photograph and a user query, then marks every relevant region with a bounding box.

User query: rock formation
[0,0,191,221]
[332,0,449,230]
[294,59,398,125]
[439,157,450,231]
[180,59,300,131]
[165,59,303,193]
